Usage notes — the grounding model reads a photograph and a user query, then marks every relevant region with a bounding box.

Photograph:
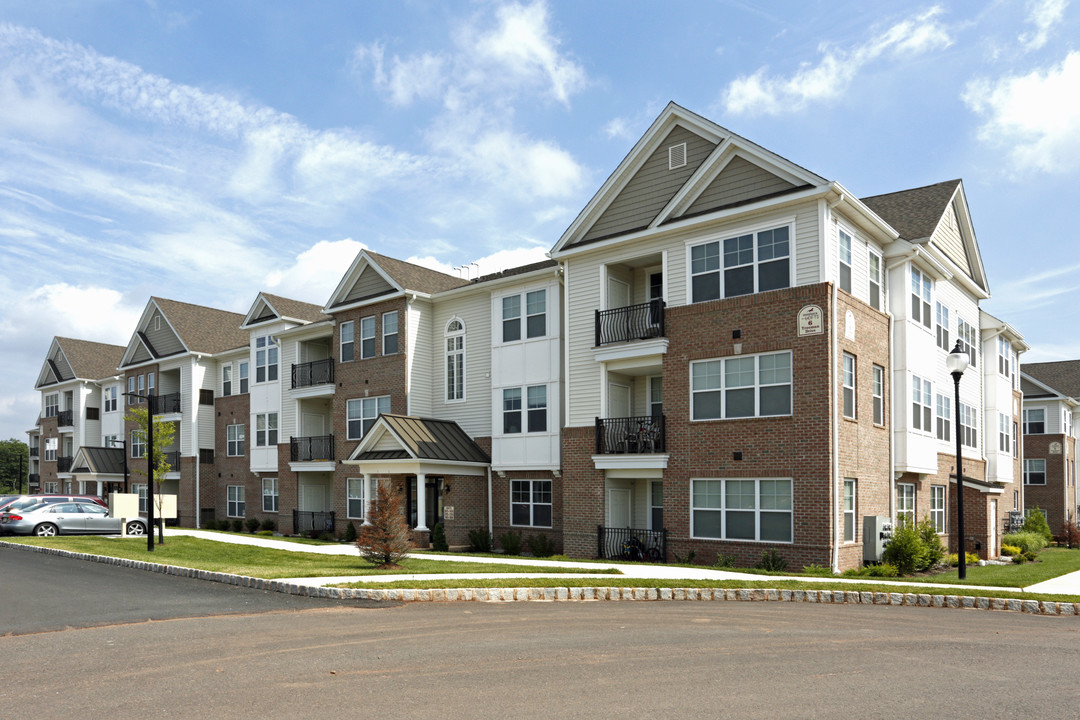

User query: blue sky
[1,0,1078,443]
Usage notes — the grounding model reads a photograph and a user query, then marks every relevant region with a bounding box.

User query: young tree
[356,480,412,568]
[0,439,29,493]
[125,406,176,542]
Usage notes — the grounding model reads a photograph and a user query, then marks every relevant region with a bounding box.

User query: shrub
[549,554,571,562]
[498,531,523,555]
[261,519,276,532]
[344,521,357,543]
[231,519,244,533]
[431,522,449,552]
[203,519,217,531]
[467,527,492,553]
[1061,521,1080,548]
[802,563,831,576]
[881,519,928,575]
[755,548,787,572]
[526,534,557,557]
[256,530,274,537]
[245,517,261,533]
[1012,553,1028,564]
[916,518,945,568]
[318,531,335,542]
[1000,544,1021,557]
[1003,531,1048,555]
[1022,508,1053,542]
[946,552,980,567]
[715,553,737,569]
[673,550,696,564]
[867,563,899,577]
[356,481,412,567]
[841,566,870,577]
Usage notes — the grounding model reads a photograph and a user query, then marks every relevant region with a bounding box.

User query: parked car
[0,494,108,514]
[0,501,146,537]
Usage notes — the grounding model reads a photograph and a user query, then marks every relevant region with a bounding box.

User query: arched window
[445,319,465,402]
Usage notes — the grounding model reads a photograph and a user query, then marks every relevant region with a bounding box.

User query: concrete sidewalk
[164,528,1080,596]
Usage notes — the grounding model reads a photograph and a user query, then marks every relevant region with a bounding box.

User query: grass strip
[4,537,619,579]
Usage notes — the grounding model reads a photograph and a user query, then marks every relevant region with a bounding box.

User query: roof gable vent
[668,142,687,170]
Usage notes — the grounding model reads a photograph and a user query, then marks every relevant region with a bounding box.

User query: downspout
[487,466,493,539]
[194,414,200,528]
[887,310,896,522]
[831,282,841,573]
[560,262,570,427]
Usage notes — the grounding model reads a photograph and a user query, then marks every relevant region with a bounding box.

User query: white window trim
[1023,407,1047,435]
[912,375,932,434]
[910,265,933,331]
[360,316,376,359]
[382,311,399,355]
[445,318,466,404]
[227,485,246,518]
[935,302,950,351]
[837,229,852,294]
[255,413,278,448]
[690,477,794,544]
[346,395,390,441]
[684,217,796,303]
[690,351,793,421]
[868,249,884,311]
[960,402,978,449]
[930,485,946,533]
[1024,458,1047,485]
[262,478,278,513]
[339,320,355,363]
[897,483,915,525]
[222,364,233,397]
[509,478,553,528]
[843,478,857,543]
[347,477,368,520]
[935,393,951,442]
[872,364,885,426]
[842,353,856,420]
[227,423,245,457]
[957,316,978,368]
[500,384,549,435]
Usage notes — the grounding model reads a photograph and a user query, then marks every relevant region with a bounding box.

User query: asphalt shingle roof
[260,293,330,323]
[56,337,126,381]
[153,297,249,354]
[860,179,961,243]
[365,251,470,295]
[1023,360,1080,399]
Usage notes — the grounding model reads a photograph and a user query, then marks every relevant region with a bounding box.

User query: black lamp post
[946,340,970,579]
[124,392,155,552]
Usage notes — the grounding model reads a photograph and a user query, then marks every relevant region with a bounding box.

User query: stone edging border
[4,541,1074,616]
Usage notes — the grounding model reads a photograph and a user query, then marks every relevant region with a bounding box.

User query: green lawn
[881,548,1080,587]
[5,536,619,579]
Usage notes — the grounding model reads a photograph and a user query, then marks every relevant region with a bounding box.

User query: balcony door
[607,277,629,310]
[608,383,630,419]
[606,487,631,528]
[302,412,325,437]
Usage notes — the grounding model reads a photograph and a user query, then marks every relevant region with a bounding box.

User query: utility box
[863,516,894,563]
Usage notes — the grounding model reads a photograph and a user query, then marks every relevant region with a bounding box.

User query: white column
[415,473,429,532]
[363,473,372,525]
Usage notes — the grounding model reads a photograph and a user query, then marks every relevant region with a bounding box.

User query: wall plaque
[798,305,824,336]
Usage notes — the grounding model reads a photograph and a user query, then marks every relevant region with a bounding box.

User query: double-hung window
[262,478,278,512]
[842,353,856,419]
[239,362,249,393]
[843,479,857,543]
[999,413,1011,453]
[340,321,354,362]
[130,431,145,459]
[346,396,390,440]
[256,336,278,382]
[527,386,548,432]
[897,483,915,526]
[137,374,145,401]
[935,303,950,351]
[360,316,376,359]
[868,251,883,311]
[255,413,278,447]
[104,387,118,413]
[503,388,522,433]
[691,478,792,543]
[502,385,548,434]
[930,485,946,532]
[935,394,951,442]
[127,377,135,404]
[912,376,932,432]
[838,230,852,293]
[1023,408,1045,435]
[998,337,1012,379]
[960,403,978,448]
[511,479,552,527]
[911,267,932,329]
[347,478,367,519]
[44,437,58,462]
[872,365,885,425]
[222,365,232,397]
[691,225,790,302]
[227,424,245,456]
[445,320,465,402]
[45,393,59,417]
[227,485,245,517]
[147,372,155,396]
[502,295,521,342]
[382,311,399,355]
[957,317,977,367]
[691,352,792,420]
[133,483,147,513]
[1024,459,1046,485]
[526,290,546,338]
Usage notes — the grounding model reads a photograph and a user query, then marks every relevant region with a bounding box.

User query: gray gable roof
[1023,360,1080,399]
[53,338,126,382]
[366,251,470,295]
[860,180,961,243]
[152,297,249,355]
[258,293,330,324]
[354,414,490,464]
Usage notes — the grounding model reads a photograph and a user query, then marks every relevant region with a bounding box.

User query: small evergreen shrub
[714,553,737,569]
[1012,553,1028,564]
[755,548,787,571]
[881,519,928,575]
[946,552,980,567]
[344,521,357,543]
[1002,531,1048,555]
[867,563,899,577]
[1001,544,1021,557]
[841,566,871,577]
[231,519,244,533]
[203,519,217,530]
[498,531,523,555]
[256,530,274,537]
[431,522,449,552]
[246,517,261,533]
[526,534,557,557]
[467,527,493,553]
[916,518,945,568]
[1022,508,1053,542]
[802,563,832,576]
[261,519,276,532]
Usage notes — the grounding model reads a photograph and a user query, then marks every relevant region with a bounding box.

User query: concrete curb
[4,541,1075,616]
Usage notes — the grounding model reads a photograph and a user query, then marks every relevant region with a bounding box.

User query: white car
[0,501,146,537]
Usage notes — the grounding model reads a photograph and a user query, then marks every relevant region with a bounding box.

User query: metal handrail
[292,358,335,389]
[595,299,665,346]
[595,415,666,454]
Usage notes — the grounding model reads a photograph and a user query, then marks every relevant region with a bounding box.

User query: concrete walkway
[164,528,1080,596]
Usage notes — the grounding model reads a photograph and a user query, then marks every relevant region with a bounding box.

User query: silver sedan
[0,501,147,537]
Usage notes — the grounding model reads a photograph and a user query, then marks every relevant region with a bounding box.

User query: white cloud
[407,245,550,279]
[723,7,952,116]
[264,238,369,304]
[963,51,1080,174]
[0,283,142,347]
[1019,0,1068,51]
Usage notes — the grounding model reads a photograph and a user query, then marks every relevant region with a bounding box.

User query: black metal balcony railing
[294,509,335,535]
[595,299,665,346]
[28,473,40,487]
[595,415,666,454]
[290,434,334,462]
[56,409,74,427]
[29,446,39,457]
[165,451,181,471]
[597,526,668,563]
[57,456,74,473]
[292,357,335,389]
[151,393,181,415]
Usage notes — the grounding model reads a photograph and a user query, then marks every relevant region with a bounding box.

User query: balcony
[291,434,334,462]
[29,446,39,458]
[56,409,74,427]
[292,358,335,390]
[597,526,667,562]
[294,509,335,536]
[28,473,39,487]
[595,299,665,346]
[57,456,74,473]
[595,416,666,454]
[165,451,181,472]
[151,393,181,415]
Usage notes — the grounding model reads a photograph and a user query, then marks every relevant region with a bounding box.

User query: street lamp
[123,392,155,552]
[946,340,970,579]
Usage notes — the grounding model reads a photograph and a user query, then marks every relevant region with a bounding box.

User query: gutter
[831,282,841,573]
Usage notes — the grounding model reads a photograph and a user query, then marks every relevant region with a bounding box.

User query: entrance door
[407,478,441,529]
[989,499,998,558]
[606,487,631,528]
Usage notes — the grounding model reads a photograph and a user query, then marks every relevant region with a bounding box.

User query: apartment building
[1020,361,1080,533]
[26,102,1027,569]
